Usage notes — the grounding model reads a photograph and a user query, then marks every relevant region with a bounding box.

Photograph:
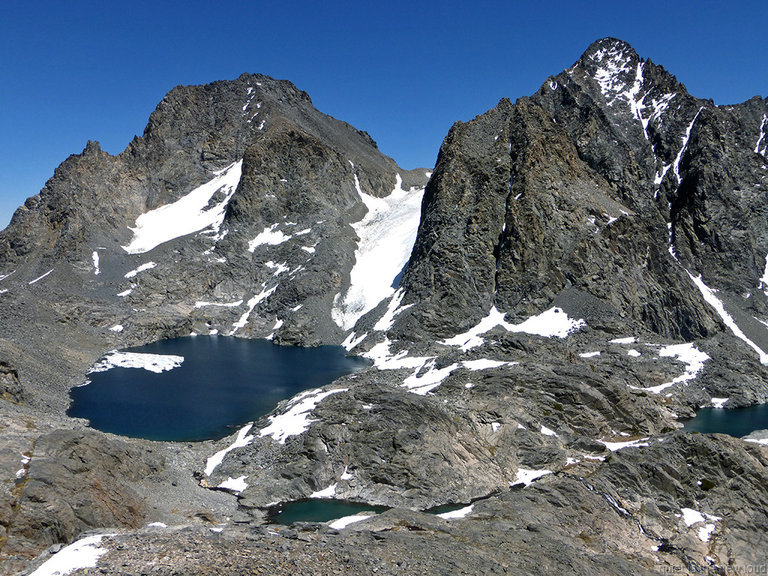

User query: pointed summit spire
[578,37,640,69]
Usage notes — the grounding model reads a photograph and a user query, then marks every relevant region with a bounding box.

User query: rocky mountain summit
[2,38,768,575]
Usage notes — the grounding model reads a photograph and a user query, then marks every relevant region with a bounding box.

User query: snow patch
[442,306,585,351]
[600,438,649,451]
[124,262,156,278]
[109,324,123,333]
[205,424,254,476]
[759,253,768,296]
[331,173,424,330]
[511,468,552,487]
[123,161,241,254]
[195,299,243,308]
[540,426,558,437]
[402,360,460,395]
[259,388,348,444]
[29,533,114,576]
[437,504,474,519]
[680,507,721,542]
[230,285,278,334]
[218,476,248,493]
[310,483,337,498]
[248,224,292,252]
[372,288,410,331]
[579,351,601,358]
[461,359,514,371]
[88,351,183,374]
[710,397,728,408]
[341,331,367,351]
[117,287,133,297]
[609,336,636,344]
[673,109,704,184]
[92,251,100,275]
[328,514,373,530]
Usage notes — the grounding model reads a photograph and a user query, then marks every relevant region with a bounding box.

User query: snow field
[123,160,242,254]
[332,173,424,330]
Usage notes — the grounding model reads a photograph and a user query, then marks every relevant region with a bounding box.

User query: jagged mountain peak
[577,37,640,71]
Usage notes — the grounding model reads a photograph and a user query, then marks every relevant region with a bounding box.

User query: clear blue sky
[1,0,766,229]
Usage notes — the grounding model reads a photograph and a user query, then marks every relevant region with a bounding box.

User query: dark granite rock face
[2,39,768,576]
[395,38,768,348]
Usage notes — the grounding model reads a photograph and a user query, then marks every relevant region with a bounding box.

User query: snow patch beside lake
[437,504,474,519]
[328,514,373,530]
[205,424,254,476]
[259,388,348,444]
[310,483,337,498]
[123,160,242,254]
[629,343,709,394]
[88,351,183,374]
[332,173,424,330]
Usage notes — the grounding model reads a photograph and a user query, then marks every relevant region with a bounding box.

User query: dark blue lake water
[68,336,369,442]
[683,403,768,437]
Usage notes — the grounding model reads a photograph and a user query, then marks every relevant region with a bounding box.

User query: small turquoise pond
[268,500,471,525]
[68,336,369,442]
[683,403,768,438]
[268,500,390,524]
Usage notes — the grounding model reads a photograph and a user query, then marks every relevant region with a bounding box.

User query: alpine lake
[682,402,768,438]
[68,335,370,442]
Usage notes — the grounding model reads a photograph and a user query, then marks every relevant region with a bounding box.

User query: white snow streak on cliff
[756,114,767,156]
[123,160,242,254]
[331,173,424,330]
[688,272,768,364]
[672,109,704,183]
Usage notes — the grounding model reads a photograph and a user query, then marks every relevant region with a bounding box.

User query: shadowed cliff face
[395,38,768,346]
